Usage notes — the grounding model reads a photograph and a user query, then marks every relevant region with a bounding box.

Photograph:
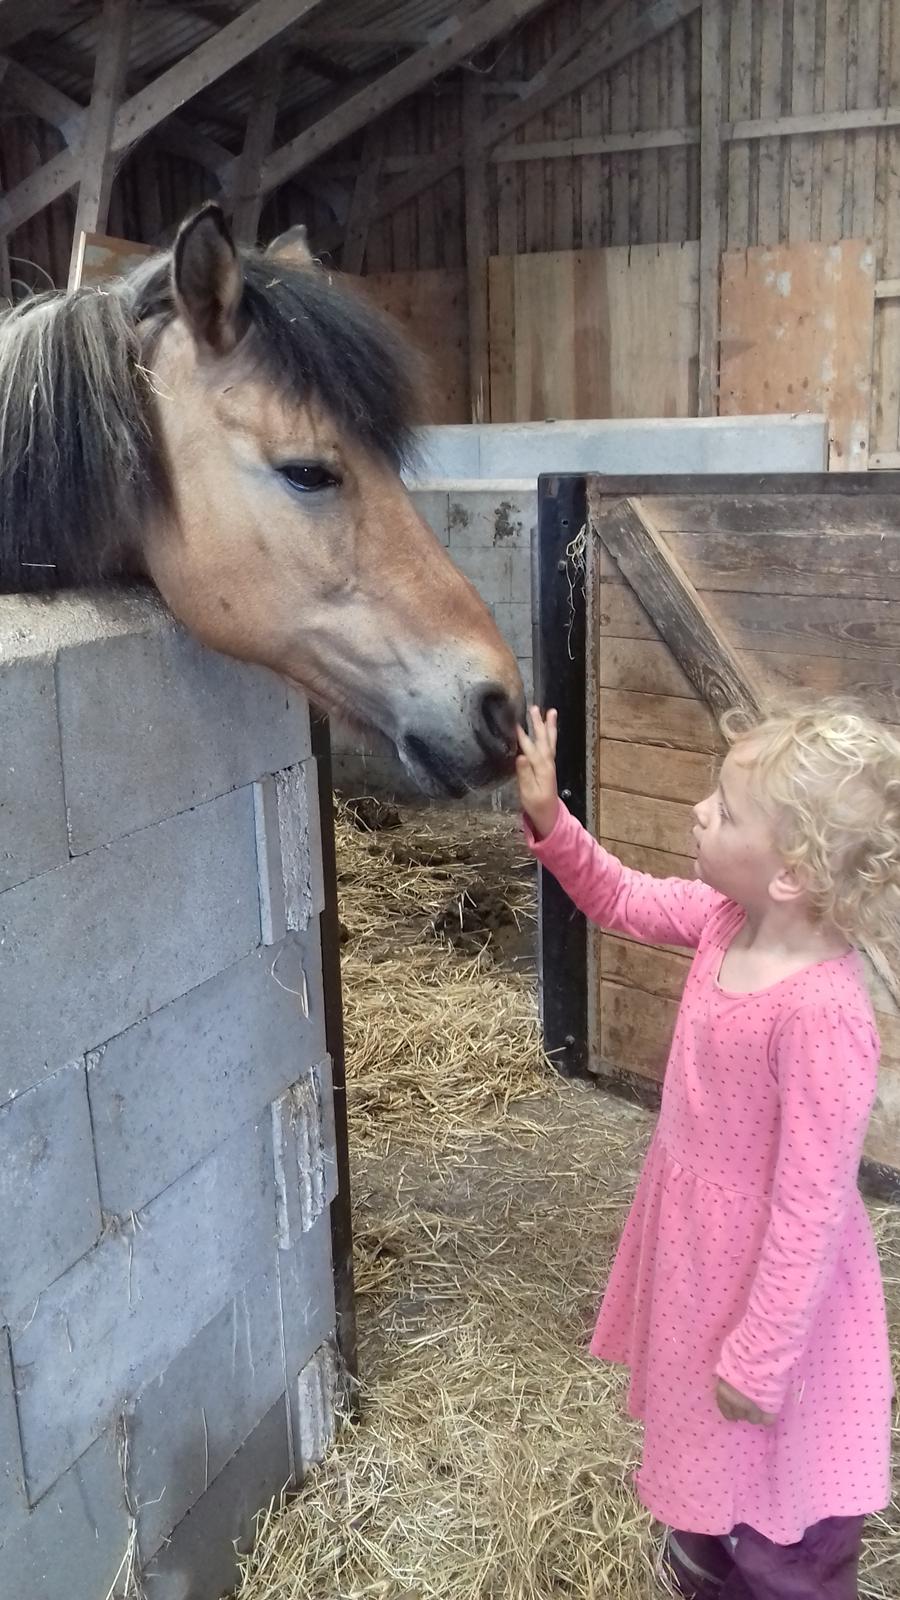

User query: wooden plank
[599,980,678,1079]
[756,0,785,246]
[788,0,816,241]
[346,268,469,425]
[230,43,283,246]
[549,6,577,252]
[667,14,690,241]
[340,122,385,275]
[312,0,705,256]
[870,450,900,468]
[609,16,632,247]
[67,0,133,288]
[711,589,900,660]
[850,0,881,239]
[639,489,900,533]
[600,683,722,752]
[875,277,900,297]
[667,526,900,600]
[639,33,661,244]
[728,104,900,140]
[601,934,691,998]
[261,0,551,195]
[727,0,752,249]
[463,73,490,422]
[737,646,900,727]
[487,254,516,421]
[820,0,848,243]
[600,837,696,878]
[719,239,876,470]
[598,636,695,697]
[698,0,724,414]
[592,495,762,719]
[600,737,718,802]
[493,128,698,164]
[486,241,699,421]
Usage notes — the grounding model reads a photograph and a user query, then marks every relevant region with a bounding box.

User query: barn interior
[2,0,900,1596]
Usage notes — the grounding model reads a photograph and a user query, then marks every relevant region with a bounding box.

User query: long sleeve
[716,1004,879,1414]
[524,800,725,950]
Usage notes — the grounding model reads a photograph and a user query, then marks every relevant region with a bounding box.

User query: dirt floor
[236,803,900,1600]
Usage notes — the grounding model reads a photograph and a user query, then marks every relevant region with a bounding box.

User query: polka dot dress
[526,802,893,1546]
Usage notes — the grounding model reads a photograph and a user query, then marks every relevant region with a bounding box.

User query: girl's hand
[715,1378,776,1428]
[516,707,559,840]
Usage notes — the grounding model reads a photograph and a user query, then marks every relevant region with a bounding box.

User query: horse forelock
[0,246,422,595]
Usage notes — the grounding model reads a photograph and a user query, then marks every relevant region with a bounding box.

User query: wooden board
[71,230,155,287]
[719,239,877,470]
[487,241,699,421]
[344,268,469,424]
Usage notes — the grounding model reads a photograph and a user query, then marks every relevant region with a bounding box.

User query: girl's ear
[768,863,806,906]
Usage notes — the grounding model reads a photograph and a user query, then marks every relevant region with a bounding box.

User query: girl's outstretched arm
[517,707,724,950]
[716,1004,878,1414]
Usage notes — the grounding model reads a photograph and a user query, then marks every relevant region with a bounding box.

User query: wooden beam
[875,279,900,299]
[230,42,283,245]
[313,0,702,254]
[698,0,724,418]
[0,0,319,239]
[593,491,900,1010]
[260,0,553,197]
[340,122,385,275]
[727,104,900,141]
[493,127,699,161]
[463,72,490,422]
[1,49,233,175]
[68,0,133,288]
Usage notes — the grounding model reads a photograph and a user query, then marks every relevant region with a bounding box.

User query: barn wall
[0,591,339,1599]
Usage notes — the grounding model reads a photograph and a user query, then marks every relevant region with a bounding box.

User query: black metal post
[534,474,589,1078]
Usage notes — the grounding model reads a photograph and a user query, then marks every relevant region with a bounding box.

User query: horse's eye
[277,462,341,493]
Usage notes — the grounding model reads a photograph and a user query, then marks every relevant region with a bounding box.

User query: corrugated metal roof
[9,0,477,151]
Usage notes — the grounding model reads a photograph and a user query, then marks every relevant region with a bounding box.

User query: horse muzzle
[396,679,525,797]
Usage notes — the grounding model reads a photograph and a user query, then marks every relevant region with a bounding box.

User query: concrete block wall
[0,590,341,1600]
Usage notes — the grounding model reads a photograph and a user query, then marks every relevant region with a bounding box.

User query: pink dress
[526,802,893,1544]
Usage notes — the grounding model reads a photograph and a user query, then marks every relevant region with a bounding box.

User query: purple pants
[665,1517,865,1600]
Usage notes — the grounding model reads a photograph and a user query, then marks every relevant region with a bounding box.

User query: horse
[0,203,524,797]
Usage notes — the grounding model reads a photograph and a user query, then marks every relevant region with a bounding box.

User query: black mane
[0,249,421,594]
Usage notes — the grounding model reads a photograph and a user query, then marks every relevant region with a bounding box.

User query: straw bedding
[236,804,900,1600]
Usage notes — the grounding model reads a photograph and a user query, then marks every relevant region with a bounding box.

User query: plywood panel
[487,242,699,422]
[345,268,469,425]
[719,239,876,470]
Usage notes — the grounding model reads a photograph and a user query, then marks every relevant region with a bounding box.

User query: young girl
[515,700,898,1600]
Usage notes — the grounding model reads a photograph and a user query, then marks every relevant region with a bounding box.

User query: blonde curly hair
[721,697,900,959]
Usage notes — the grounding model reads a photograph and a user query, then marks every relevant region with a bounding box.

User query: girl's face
[692,745,788,910]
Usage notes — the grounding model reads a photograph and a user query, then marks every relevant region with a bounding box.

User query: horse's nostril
[475,684,519,761]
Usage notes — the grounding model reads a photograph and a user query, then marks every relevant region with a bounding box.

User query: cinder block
[254,778,287,945]
[447,489,537,552]
[275,761,314,933]
[141,1400,292,1600]
[0,1329,27,1548]
[130,1264,285,1557]
[291,1341,339,1475]
[509,550,534,606]
[57,627,311,854]
[449,547,513,603]
[273,1059,339,1248]
[12,1119,276,1502]
[409,488,450,544]
[305,759,326,919]
[0,788,260,1103]
[88,933,326,1216]
[493,601,533,660]
[0,1061,101,1325]
[0,656,68,893]
[0,1430,131,1598]
[278,1206,336,1385]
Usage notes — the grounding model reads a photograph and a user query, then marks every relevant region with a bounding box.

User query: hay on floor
[235,804,900,1600]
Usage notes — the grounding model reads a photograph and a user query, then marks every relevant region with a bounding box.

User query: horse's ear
[264,223,317,271]
[173,203,246,356]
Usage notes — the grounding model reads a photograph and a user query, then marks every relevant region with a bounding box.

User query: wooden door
[584,474,900,1188]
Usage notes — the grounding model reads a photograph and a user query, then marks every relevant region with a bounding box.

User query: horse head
[0,204,524,797]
